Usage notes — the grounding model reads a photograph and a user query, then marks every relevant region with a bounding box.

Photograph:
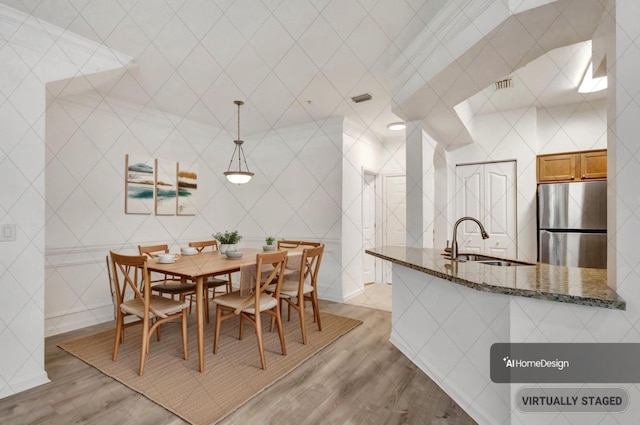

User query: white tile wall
[0,4,130,398]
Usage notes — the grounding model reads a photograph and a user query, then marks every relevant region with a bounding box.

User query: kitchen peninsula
[366,246,624,310]
[366,246,625,425]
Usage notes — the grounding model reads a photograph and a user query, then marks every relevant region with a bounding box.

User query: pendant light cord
[225,100,252,176]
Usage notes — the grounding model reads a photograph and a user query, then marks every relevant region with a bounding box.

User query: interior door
[383,174,406,283]
[455,161,517,257]
[384,175,406,246]
[362,172,377,284]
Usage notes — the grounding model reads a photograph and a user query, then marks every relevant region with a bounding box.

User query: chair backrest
[277,240,322,250]
[295,244,324,294]
[138,244,178,283]
[110,250,155,318]
[138,244,169,258]
[188,239,219,253]
[235,250,288,314]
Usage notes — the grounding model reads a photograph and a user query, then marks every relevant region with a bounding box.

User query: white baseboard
[341,287,365,302]
[45,305,114,337]
[0,371,50,399]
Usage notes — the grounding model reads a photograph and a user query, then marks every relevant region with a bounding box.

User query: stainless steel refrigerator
[538,181,607,269]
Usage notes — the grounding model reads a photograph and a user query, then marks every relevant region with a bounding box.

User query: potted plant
[263,236,276,251]
[213,230,242,254]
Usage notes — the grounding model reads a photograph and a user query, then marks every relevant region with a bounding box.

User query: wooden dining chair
[267,244,324,344]
[276,240,322,280]
[212,250,288,370]
[188,239,234,323]
[138,244,197,301]
[110,250,189,376]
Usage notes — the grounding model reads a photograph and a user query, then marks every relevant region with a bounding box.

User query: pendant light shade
[224,100,254,184]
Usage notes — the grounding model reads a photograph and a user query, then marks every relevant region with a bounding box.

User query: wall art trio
[125,154,197,215]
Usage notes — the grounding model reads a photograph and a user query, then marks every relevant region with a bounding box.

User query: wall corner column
[406,121,436,248]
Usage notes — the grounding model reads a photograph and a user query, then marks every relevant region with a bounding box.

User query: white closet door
[455,163,484,254]
[484,161,517,258]
[455,161,517,257]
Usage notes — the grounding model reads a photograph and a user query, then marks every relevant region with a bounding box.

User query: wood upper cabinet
[537,149,606,183]
[580,150,607,180]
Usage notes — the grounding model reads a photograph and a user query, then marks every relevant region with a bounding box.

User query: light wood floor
[0,301,476,425]
[345,282,392,312]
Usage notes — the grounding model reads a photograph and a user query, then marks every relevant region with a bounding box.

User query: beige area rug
[58,311,361,425]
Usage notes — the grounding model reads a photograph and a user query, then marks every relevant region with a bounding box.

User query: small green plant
[213,230,242,244]
[265,236,275,246]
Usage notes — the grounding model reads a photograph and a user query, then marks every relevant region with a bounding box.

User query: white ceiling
[1,0,604,141]
[463,41,607,116]
[0,0,451,141]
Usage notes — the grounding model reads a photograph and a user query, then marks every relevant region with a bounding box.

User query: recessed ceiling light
[387,122,406,131]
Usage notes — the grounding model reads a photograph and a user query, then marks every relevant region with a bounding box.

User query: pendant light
[224,100,254,184]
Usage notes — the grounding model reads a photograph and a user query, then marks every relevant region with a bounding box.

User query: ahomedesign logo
[503,356,570,371]
[491,343,640,383]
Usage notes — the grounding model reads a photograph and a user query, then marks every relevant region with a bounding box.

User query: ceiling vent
[351,93,373,103]
[495,78,513,90]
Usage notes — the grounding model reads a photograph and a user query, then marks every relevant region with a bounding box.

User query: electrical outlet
[1,224,16,242]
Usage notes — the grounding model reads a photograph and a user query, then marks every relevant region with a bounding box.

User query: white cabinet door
[455,161,517,257]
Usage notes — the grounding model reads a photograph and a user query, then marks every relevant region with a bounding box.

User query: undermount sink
[475,260,531,267]
[443,253,535,266]
[451,253,495,262]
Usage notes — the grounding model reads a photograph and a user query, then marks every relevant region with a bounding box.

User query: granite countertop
[366,246,625,310]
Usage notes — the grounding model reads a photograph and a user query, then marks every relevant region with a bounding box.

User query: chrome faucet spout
[450,216,490,260]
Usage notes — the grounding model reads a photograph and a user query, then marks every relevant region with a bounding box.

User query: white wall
[0,4,129,398]
[44,92,346,334]
[537,98,607,154]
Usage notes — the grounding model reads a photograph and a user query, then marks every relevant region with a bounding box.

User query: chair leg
[311,292,322,331]
[205,286,210,324]
[213,305,222,354]
[298,299,307,345]
[253,313,267,370]
[239,315,244,340]
[181,309,188,360]
[156,317,161,341]
[274,308,287,356]
[112,312,123,361]
[139,318,150,376]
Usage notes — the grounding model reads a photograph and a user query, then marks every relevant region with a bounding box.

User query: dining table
[146,247,302,372]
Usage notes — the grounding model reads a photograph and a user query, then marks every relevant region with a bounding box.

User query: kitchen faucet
[448,216,490,260]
